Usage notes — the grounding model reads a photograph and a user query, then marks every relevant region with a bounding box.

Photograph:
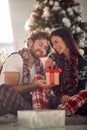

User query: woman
[32,27,87,116]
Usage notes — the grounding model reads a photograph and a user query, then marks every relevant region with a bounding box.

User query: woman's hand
[61,95,71,104]
[45,59,55,69]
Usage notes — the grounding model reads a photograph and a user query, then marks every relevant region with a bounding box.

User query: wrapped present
[45,68,62,85]
[17,110,65,129]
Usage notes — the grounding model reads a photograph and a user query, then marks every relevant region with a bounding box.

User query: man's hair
[27,29,50,43]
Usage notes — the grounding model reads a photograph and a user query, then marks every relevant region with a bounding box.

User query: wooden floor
[0,125,87,130]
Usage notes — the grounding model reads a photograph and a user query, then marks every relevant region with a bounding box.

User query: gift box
[17,110,65,129]
[45,68,62,85]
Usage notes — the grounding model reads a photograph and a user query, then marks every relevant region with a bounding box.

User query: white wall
[76,0,87,21]
[9,0,36,51]
[9,0,87,52]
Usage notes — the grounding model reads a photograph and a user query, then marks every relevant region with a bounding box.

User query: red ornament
[36,11,41,17]
[63,0,74,4]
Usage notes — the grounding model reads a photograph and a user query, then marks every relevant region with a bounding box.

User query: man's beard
[30,48,41,59]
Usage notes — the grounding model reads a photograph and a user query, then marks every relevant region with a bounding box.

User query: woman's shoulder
[78,56,87,67]
[78,56,87,80]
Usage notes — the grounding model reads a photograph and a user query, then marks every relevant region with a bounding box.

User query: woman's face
[51,35,69,55]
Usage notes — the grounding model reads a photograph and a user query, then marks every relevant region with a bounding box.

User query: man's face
[30,38,49,59]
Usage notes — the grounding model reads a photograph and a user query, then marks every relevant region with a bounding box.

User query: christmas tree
[24,0,87,56]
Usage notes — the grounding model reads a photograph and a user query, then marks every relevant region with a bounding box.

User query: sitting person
[32,27,87,116]
[0,29,50,115]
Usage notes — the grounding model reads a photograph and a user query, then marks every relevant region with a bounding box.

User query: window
[0,0,14,53]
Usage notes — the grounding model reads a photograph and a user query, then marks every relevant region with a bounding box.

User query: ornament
[67,7,72,12]
[76,27,81,32]
[54,1,59,7]
[76,16,81,22]
[79,48,84,55]
[42,6,50,18]
[79,40,85,48]
[36,11,42,17]
[49,0,54,6]
[63,0,74,4]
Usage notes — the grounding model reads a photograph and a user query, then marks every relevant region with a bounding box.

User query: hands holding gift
[33,57,62,89]
[45,58,55,69]
[34,79,53,88]
[45,58,62,85]
[33,75,54,89]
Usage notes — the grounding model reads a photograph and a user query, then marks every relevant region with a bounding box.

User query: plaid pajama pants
[0,84,32,115]
[32,88,87,116]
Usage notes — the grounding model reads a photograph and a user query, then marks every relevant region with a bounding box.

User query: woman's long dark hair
[50,27,82,57]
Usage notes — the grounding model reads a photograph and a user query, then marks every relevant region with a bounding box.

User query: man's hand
[34,79,54,88]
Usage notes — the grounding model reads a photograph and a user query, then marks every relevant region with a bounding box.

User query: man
[0,29,50,115]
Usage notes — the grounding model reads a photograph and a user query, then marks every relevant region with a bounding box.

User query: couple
[0,28,87,116]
